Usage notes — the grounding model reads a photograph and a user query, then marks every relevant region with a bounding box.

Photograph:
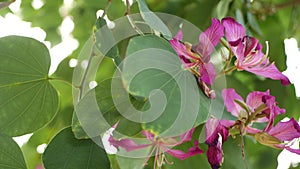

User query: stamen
[143,145,157,166]
[157,147,164,167]
[163,153,174,165]
[153,145,159,169]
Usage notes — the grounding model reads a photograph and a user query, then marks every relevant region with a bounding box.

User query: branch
[276,0,300,9]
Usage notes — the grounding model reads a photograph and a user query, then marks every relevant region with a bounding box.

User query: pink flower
[109,124,203,169]
[205,117,234,169]
[254,118,300,155]
[169,18,224,98]
[222,88,285,132]
[222,17,290,85]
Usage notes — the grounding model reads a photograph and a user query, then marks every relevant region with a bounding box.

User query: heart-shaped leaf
[122,35,209,136]
[43,127,110,169]
[0,36,59,136]
[0,132,27,169]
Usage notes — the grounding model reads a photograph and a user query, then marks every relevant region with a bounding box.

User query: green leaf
[72,112,89,139]
[20,0,63,44]
[116,156,145,169]
[247,12,262,36]
[73,76,144,139]
[0,36,59,136]
[123,35,209,135]
[0,132,27,169]
[213,0,232,19]
[43,127,110,169]
[136,0,172,39]
[235,9,246,28]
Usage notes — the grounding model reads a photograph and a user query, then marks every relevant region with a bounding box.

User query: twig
[101,0,112,18]
[276,0,300,9]
[125,0,131,15]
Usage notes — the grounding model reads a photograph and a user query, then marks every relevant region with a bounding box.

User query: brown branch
[101,0,112,18]
[276,0,300,9]
[125,0,131,15]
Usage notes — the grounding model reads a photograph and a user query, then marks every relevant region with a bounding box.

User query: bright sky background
[0,0,299,168]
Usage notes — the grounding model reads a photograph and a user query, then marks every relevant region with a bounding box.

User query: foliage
[0,0,300,169]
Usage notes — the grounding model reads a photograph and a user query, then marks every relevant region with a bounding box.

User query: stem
[276,0,300,9]
[101,0,112,18]
[78,52,95,100]
[224,66,237,74]
[220,38,230,50]
[223,49,233,70]
[125,0,131,15]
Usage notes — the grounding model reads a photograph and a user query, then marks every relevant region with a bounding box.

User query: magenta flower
[222,17,290,85]
[254,118,300,155]
[222,88,285,132]
[109,124,203,169]
[205,117,234,169]
[169,18,224,98]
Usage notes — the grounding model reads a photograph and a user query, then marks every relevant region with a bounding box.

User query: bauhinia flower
[222,17,290,85]
[109,124,203,169]
[169,18,224,98]
[254,118,300,155]
[222,88,286,134]
[205,117,234,169]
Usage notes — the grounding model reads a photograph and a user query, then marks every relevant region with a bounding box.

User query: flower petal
[268,118,300,141]
[206,118,229,145]
[199,62,216,85]
[142,130,155,142]
[169,31,199,63]
[108,135,151,152]
[222,17,246,42]
[222,89,244,117]
[244,62,291,85]
[164,140,203,160]
[246,126,262,134]
[195,18,224,62]
[207,143,223,169]
[174,30,183,40]
[284,146,300,155]
[179,128,195,143]
[246,90,269,112]
[262,95,286,131]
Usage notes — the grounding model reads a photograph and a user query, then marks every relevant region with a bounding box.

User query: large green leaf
[0,36,59,136]
[42,127,110,169]
[122,35,209,136]
[0,132,27,169]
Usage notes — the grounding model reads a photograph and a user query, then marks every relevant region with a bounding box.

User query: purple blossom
[222,88,285,131]
[169,18,224,98]
[254,118,300,155]
[205,117,234,169]
[222,17,290,85]
[109,124,203,168]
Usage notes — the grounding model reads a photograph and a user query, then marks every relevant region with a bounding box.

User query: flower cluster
[109,17,299,169]
[205,88,300,168]
[170,17,290,99]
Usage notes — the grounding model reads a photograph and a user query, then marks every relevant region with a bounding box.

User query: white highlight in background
[283,38,300,98]
[13,133,33,147]
[49,16,78,75]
